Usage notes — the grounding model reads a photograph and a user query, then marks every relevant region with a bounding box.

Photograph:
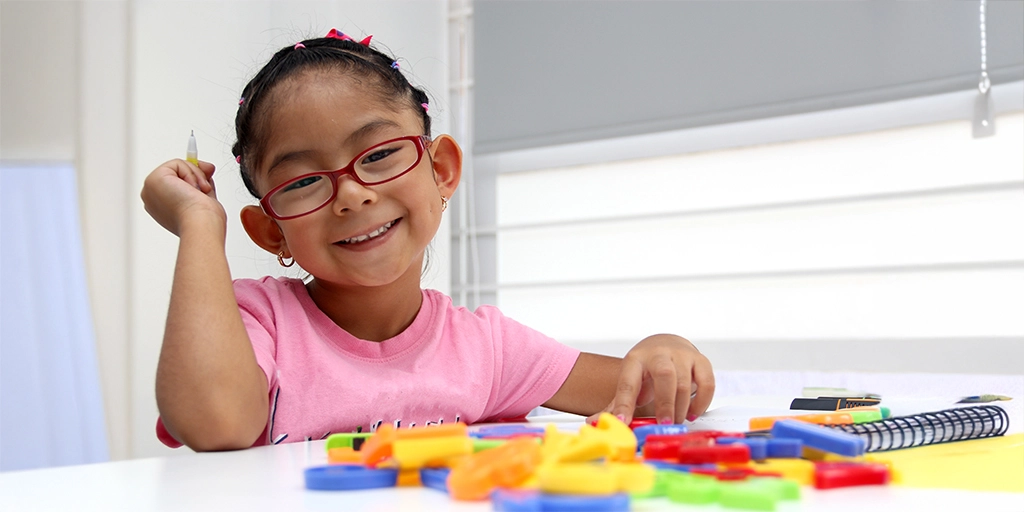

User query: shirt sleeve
[479,306,581,421]
[233,279,279,395]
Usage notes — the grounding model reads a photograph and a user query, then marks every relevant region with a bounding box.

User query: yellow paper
[866,433,1024,493]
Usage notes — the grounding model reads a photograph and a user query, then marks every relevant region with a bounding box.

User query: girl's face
[248,70,454,289]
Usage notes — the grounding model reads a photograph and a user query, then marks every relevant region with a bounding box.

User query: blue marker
[419,467,450,494]
[632,424,688,449]
[469,425,546,438]
[644,460,717,473]
[304,465,398,490]
[492,490,630,512]
[765,438,803,458]
[770,419,865,457]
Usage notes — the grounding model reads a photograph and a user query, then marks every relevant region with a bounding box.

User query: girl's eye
[281,175,322,192]
[362,148,397,165]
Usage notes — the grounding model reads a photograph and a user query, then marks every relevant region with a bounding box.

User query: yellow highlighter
[186,130,199,165]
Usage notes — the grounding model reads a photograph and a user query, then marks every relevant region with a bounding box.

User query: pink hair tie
[421,103,429,112]
[235,155,241,164]
[238,97,244,105]
[294,42,306,49]
[325,28,372,47]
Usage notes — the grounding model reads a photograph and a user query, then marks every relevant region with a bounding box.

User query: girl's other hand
[141,159,226,236]
[590,334,715,426]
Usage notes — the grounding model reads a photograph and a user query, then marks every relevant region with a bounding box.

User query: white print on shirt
[267,385,463,444]
[368,416,461,432]
[269,387,284,444]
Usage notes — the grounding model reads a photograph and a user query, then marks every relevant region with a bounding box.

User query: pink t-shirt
[157,276,580,447]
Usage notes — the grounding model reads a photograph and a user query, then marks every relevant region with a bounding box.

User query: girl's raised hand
[592,334,715,426]
[141,159,225,236]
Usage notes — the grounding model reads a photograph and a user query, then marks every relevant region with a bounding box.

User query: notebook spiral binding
[833,405,1010,452]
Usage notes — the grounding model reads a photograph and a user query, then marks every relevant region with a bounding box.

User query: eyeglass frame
[258,134,432,220]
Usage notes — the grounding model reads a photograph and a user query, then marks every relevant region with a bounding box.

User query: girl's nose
[331,175,377,214]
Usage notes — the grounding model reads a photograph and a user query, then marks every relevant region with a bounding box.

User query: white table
[1,436,1022,512]
[4,389,1023,511]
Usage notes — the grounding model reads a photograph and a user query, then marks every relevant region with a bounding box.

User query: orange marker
[749,412,853,431]
[395,422,467,440]
[360,424,397,466]
[448,437,542,500]
[327,446,363,464]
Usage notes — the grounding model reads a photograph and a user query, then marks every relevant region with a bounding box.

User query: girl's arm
[142,159,268,451]
[542,334,715,425]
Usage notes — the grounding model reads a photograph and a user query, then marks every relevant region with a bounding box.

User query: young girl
[141,29,715,451]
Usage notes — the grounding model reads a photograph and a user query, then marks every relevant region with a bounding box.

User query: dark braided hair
[232,35,432,199]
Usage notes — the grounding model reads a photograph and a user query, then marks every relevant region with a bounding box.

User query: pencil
[186,130,199,166]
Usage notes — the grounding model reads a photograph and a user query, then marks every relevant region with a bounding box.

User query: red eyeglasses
[260,135,431,220]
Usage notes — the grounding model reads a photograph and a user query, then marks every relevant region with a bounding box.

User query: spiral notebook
[831,404,1010,452]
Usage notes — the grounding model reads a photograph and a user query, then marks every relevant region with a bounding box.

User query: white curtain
[1,164,108,471]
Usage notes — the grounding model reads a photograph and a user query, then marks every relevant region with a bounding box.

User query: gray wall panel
[474,1,1024,154]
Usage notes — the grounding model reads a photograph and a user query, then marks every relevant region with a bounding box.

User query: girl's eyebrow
[266,150,316,178]
[265,119,402,177]
[344,119,402,146]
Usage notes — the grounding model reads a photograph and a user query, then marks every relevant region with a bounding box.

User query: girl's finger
[201,161,217,194]
[673,363,694,424]
[634,375,656,408]
[197,160,216,177]
[187,161,210,190]
[687,356,716,420]
[181,160,214,193]
[649,355,679,425]
[175,163,201,189]
[608,357,644,424]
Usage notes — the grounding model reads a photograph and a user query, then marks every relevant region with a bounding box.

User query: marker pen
[186,130,199,166]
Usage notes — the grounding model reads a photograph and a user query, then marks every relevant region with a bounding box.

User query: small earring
[277,251,295,268]
[441,196,448,212]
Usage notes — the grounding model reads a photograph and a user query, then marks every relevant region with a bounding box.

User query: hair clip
[391,61,400,70]
[421,103,429,112]
[325,28,372,47]
[294,42,306,50]
[238,97,245,105]
[236,155,242,164]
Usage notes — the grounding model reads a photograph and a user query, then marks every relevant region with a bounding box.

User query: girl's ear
[240,205,288,257]
[428,134,463,199]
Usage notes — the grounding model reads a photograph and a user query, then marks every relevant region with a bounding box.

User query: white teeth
[339,220,395,244]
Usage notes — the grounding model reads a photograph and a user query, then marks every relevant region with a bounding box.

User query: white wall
[79,0,131,464]
[0,1,78,161]
[4,0,451,460]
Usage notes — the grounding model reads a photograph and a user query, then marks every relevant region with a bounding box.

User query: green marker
[666,473,719,505]
[748,477,800,500]
[325,432,372,451]
[719,481,779,511]
[850,410,883,424]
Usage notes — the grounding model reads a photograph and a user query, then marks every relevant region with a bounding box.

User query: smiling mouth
[336,219,399,245]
